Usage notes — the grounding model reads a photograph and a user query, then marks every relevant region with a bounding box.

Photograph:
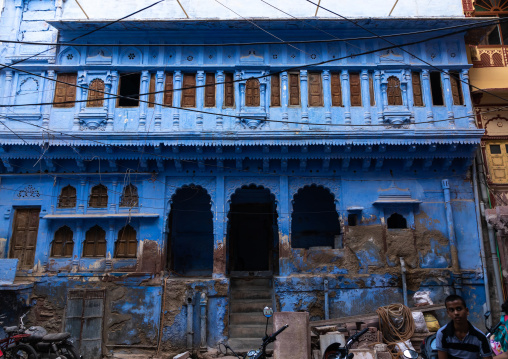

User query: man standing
[436,294,493,359]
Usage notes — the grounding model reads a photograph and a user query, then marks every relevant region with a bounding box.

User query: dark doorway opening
[167,186,213,276]
[227,185,278,274]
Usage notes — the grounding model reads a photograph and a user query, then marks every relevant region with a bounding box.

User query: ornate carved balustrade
[470,45,508,68]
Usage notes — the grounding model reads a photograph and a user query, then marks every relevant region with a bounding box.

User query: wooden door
[9,208,40,269]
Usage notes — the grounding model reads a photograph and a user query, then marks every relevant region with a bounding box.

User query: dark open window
[308,72,324,106]
[224,73,235,108]
[289,73,300,106]
[83,225,106,257]
[331,72,342,106]
[115,225,137,258]
[148,74,156,108]
[387,76,403,106]
[164,73,173,106]
[51,226,74,257]
[412,72,424,107]
[387,213,407,229]
[87,79,105,107]
[348,214,358,227]
[58,185,77,208]
[450,72,464,105]
[181,73,196,108]
[245,79,260,107]
[349,72,362,106]
[89,184,108,208]
[490,144,502,154]
[430,72,444,106]
[54,73,77,108]
[117,73,140,107]
[205,73,216,107]
[119,184,138,207]
[271,74,281,106]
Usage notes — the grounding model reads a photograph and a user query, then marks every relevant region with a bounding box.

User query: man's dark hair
[445,294,467,308]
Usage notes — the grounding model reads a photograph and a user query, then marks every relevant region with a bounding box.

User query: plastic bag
[413,291,433,307]
[412,311,429,333]
[424,312,440,332]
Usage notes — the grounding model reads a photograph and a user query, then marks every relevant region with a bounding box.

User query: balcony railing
[470,45,508,68]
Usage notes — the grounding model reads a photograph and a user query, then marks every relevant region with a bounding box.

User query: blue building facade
[0,0,489,357]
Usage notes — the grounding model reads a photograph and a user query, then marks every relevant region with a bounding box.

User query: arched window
[51,226,74,257]
[387,76,402,106]
[83,225,106,257]
[89,184,108,208]
[387,213,407,229]
[115,225,137,258]
[58,185,76,208]
[87,79,105,107]
[245,79,260,107]
[119,184,139,207]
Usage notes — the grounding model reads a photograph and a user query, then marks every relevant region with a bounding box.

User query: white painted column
[341,70,351,124]
[322,70,332,126]
[421,70,434,126]
[361,70,371,124]
[173,71,182,130]
[281,72,289,129]
[300,70,309,129]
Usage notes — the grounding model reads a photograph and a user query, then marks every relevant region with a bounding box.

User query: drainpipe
[400,257,408,307]
[200,293,207,351]
[324,279,330,320]
[476,151,504,306]
[442,179,462,294]
[186,294,194,350]
[472,159,491,313]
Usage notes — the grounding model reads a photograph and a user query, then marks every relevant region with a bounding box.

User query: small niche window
[224,73,235,108]
[412,72,424,107]
[308,72,324,107]
[331,72,342,107]
[430,72,444,106]
[181,73,196,108]
[58,185,77,208]
[450,72,464,106]
[115,225,137,258]
[387,213,407,229]
[387,76,403,106]
[117,73,141,107]
[51,226,74,257]
[89,184,108,208]
[87,79,105,107]
[54,73,77,108]
[289,73,300,106]
[271,74,281,107]
[348,213,358,227]
[83,225,106,257]
[119,184,139,207]
[349,72,362,106]
[245,78,260,107]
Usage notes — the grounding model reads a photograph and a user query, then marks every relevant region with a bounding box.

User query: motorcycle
[219,307,288,359]
[0,313,38,359]
[484,310,506,356]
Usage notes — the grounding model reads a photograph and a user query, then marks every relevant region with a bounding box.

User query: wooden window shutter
[204,73,216,107]
[271,75,281,106]
[164,73,173,106]
[245,79,260,107]
[119,184,139,207]
[84,225,106,258]
[308,72,323,107]
[87,79,105,107]
[450,73,464,105]
[369,74,376,106]
[181,73,196,108]
[89,184,108,208]
[224,73,235,108]
[58,185,77,208]
[51,226,74,258]
[331,73,342,107]
[349,73,362,106]
[289,73,300,106]
[54,73,77,108]
[387,76,403,106]
[115,225,137,258]
[412,72,424,107]
[148,74,156,107]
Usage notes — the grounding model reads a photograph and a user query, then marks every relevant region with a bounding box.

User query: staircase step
[231,289,272,300]
[230,313,273,325]
[231,299,273,313]
[230,324,271,338]
[227,338,273,354]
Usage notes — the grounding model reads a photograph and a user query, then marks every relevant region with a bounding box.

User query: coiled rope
[376,303,415,345]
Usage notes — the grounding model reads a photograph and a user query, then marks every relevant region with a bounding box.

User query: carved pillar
[421,70,434,126]
[374,70,383,124]
[300,70,309,129]
[155,71,164,130]
[73,73,85,130]
[361,70,371,124]
[107,71,118,131]
[139,70,149,131]
[1,71,13,122]
[106,220,115,271]
[341,70,351,124]
[72,220,83,272]
[173,71,182,130]
[279,176,290,276]
[441,70,455,126]
[235,71,242,128]
[196,71,204,130]
[216,70,224,130]
[213,175,226,278]
[104,74,113,131]
[78,179,86,214]
[322,70,332,126]
[110,181,118,214]
[461,70,475,128]
[281,72,289,129]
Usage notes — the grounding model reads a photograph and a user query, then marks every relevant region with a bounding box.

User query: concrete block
[349,349,376,359]
[21,10,55,21]
[0,259,18,284]
[273,311,310,359]
[320,332,346,353]
[173,352,190,359]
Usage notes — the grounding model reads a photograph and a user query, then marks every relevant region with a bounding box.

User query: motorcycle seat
[42,332,71,342]
[3,326,18,333]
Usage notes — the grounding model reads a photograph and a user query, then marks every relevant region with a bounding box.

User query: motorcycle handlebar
[347,328,368,346]
[270,324,289,340]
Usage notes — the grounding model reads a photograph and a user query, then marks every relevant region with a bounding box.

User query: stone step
[230,324,271,338]
[231,289,272,300]
[231,278,271,289]
[230,299,273,313]
[227,338,273,354]
[230,313,273,325]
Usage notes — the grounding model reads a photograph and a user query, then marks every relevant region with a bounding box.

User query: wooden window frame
[204,73,216,108]
[54,73,77,108]
[164,73,173,106]
[87,79,105,108]
[51,226,74,258]
[58,185,77,208]
[289,73,300,106]
[83,225,106,258]
[308,72,324,107]
[119,184,139,207]
[224,73,235,108]
[115,225,137,258]
[349,72,362,107]
[412,72,424,107]
[369,74,376,106]
[450,72,464,106]
[181,73,196,108]
[330,72,343,107]
[486,141,508,184]
[148,74,156,108]
[89,184,108,208]
[270,74,281,107]
[387,76,403,106]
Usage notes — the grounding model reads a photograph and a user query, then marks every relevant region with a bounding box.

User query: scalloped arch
[59,46,80,65]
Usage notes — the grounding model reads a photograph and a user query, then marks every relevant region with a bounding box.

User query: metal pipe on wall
[200,293,207,350]
[400,257,408,307]
[187,295,194,350]
[324,279,330,320]
[442,179,462,294]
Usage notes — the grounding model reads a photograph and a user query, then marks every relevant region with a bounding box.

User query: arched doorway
[227,185,278,275]
[167,185,213,276]
[291,185,341,249]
